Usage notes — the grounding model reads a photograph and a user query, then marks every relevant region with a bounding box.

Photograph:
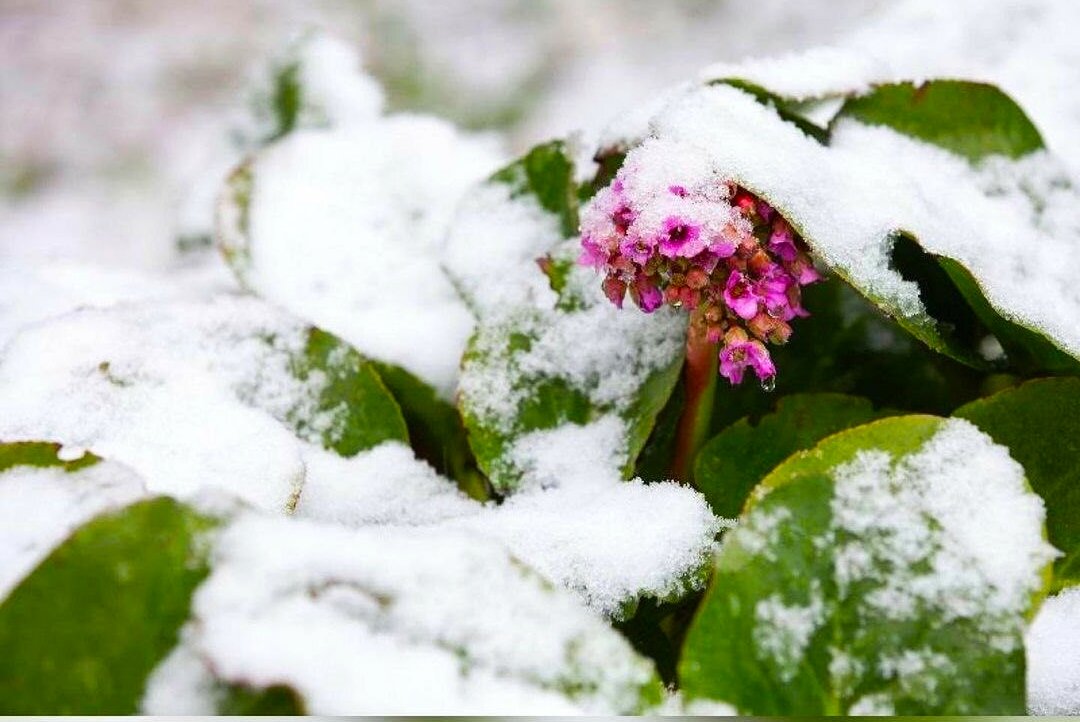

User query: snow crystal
[0,457,146,598]
[229,114,502,398]
[142,512,660,715]
[624,82,1080,361]
[1027,587,1080,715]
[754,583,826,682]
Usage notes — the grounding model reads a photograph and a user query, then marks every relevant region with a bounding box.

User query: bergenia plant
[3,26,1080,719]
[580,172,821,387]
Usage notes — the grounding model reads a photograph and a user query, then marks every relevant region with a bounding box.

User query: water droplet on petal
[760,375,776,393]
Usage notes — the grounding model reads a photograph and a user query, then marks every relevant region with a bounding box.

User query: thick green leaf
[938,258,1080,374]
[955,378,1080,589]
[287,327,408,456]
[694,393,891,518]
[831,80,1078,374]
[834,80,1044,163]
[681,416,1044,715]
[0,498,216,714]
[0,441,100,473]
[490,139,579,237]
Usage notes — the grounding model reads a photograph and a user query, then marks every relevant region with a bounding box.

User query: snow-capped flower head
[578,162,821,387]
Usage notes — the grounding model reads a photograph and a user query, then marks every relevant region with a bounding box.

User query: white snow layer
[0,453,147,598]
[829,419,1055,635]
[610,81,1080,362]
[224,110,503,399]
[0,295,421,513]
[0,294,717,616]
[141,511,661,715]
[1027,587,1080,715]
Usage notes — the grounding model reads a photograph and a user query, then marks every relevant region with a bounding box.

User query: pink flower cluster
[579,171,821,386]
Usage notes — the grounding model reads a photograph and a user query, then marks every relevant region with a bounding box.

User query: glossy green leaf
[0,498,216,714]
[490,139,579,236]
[955,377,1080,589]
[287,327,408,456]
[834,80,1044,163]
[694,393,891,518]
[832,80,1078,374]
[681,415,1045,715]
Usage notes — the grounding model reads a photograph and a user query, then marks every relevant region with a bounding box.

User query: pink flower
[669,185,689,197]
[789,255,822,286]
[602,275,627,308]
[657,216,705,258]
[612,204,636,234]
[768,224,798,262]
[756,268,796,320]
[719,340,776,385]
[631,273,663,313]
[579,235,608,269]
[619,235,654,265]
[708,238,737,259]
[723,271,761,320]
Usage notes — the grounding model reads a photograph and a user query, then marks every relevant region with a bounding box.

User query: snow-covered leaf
[612,78,1080,375]
[219,88,501,398]
[450,142,686,490]
[955,377,1080,590]
[833,80,1045,163]
[0,442,147,598]
[832,80,1078,373]
[680,416,1055,715]
[141,510,666,715]
[0,296,409,512]
[694,393,891,518]
[0,497,216,714]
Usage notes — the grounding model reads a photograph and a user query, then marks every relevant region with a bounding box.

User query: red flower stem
[669,311,719,484]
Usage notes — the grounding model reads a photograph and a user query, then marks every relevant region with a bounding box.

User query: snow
[442,418,721,615]
[0,258,236,348]
[1027,587,1080,715]
[699,46,890,101]
[443,181,563,315]
[300,417,721,617]
[614,81,1080,362]
[728,418,1056,706]
[829,419,1055,637]
[0,296,359,512]
[141,511,661,715]
[0,454,146,598]
[227,117,502,398]
[294,441,478,526]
